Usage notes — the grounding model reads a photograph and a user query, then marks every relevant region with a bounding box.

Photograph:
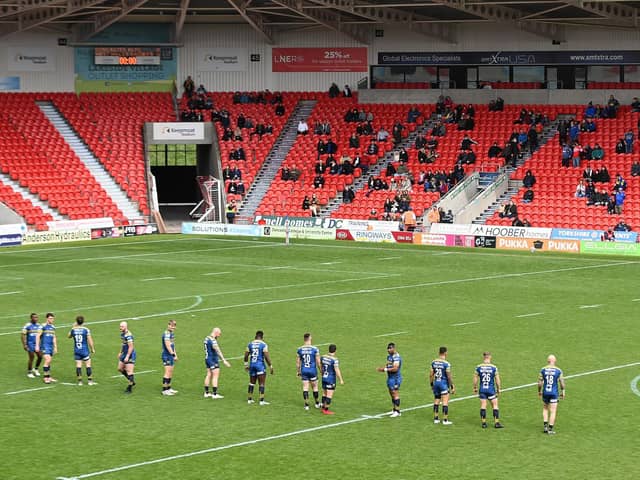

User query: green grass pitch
[1,235,638,479]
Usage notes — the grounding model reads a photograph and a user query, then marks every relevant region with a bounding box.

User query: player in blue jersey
[473,352,503,429]
[161,320,179,396]
[296,333,322,410]
[68,315,95,386]
[40,313,58,384]
[538,354,565,434]
[244,330,273,405]
[117,321,136,394]
[430,346,455,425]
[377,342,402,418]
[203,327,231,399]
[320,344,344,415]
[21,313,43,378]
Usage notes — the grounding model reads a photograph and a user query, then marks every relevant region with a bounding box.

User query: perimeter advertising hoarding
[495,237,581,253]
[272,48,368,72]
[256,216,398,232]
[430,223,552,239]
[23,229,92,245]
[551,228,637,243]
[262,225,336,240]
[415,233,475,247]
[377,50,640,66]
[197,48,248,72]
[580,241,640,256]
[152,123,205,141]
[0,234,22,247]
[336,229,412,243]
[181,222,262,237]
[47,217,114,231]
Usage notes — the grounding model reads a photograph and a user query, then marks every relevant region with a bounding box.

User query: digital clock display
[94,47,161,65]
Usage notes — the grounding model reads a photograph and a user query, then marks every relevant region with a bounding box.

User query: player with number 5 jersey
[68,315,95,386]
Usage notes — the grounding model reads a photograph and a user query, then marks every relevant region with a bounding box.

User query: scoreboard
[94,47,162,65]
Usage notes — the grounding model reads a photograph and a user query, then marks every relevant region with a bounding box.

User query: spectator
[523,188,534,203]
[632,97,640,113]
[368,209,378,220]
[342,186,355,204]
[624,130,634,153]
[488,97,504,112]
[614,173,627,191]
[414,134,427,150]
[281,167,291,181]
[575,179,587,198]
[512,217,524,227]
[591,143,604,160]
[499,200,518,219]
[631,160,640,176]
[398,147,409,163]
[615,138,625,154]
[225,199,237,224]
[183,76,195,97]
[366,140,379,156]
[233,126,243,141]
[328,83,340,98]
[431,121,446,137]
[343,85,352,97]
[313,174,325,189]
[522,170,536,188]
[585,102,596,118]
[488,142,502,158]
[297,120,309,135]
[601,229,615,241]
[376,127,389,142]
[426,206,440,224]
[236,180,245,196]
[614,220,632,232]
[441,210,454,223]
[460,135,478,151]
[615,189,626,214]
[348,133,360,149]
[310,194,320,217]
[196,84,207,95]
[302,196,310,210]
[275,103,285,116]
[407,106,421,123]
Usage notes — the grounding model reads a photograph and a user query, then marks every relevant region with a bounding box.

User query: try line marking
[54,361,640,480]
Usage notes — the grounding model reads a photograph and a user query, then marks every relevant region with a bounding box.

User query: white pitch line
[64,284,98,289]
[141,277,175,282]
[579,304,603,309]
[320,262,342,265]
[263,266,291,270]
[4,386,55,395]
[201,272,232,276]
[109,369,156,379]
[515,312,544,318]
[55,361,640,480]
[451,321,479,327]
[0,291,22,296]
[378,256,400,260]
[373,331,409,338]
[632,299,640,302]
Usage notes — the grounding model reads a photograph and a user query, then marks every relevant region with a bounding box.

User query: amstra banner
[272,48,368,72]
[377,50,640,66]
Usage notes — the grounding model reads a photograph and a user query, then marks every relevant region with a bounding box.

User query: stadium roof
[1,0,639,44]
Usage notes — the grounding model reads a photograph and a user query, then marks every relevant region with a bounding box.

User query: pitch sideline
[54,361,640,480]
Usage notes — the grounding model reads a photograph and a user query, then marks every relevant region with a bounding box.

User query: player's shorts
[249,365,265,376]
[26,343,38,353]
[162,355,175,367]
[74,352,91,361]
[542,394,558,404]
[322,382,336,391]
[41,346,54,356]
[205,359,219,370]
[300,371,318,382]
[478,391,497,401]
[120,351,136,364]
[387,376,402,391]
[432,381,449,398]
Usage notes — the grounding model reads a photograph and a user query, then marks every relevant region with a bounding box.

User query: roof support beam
[306,0,456,43]
[74,0,150,41]
[0,0,106,38]
[271,0,370,44]
[174,0,190,41]
[227,0,274,44]
[430,0,565,41]
[0,0,68,20]
[571,1,638,26]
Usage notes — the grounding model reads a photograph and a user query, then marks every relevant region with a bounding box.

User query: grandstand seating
[255,93,422,217]
[587,82,640,89]
[374,82,543,89]
[54,92,175,216]
[487,106,640,230]
[0,179,53,227]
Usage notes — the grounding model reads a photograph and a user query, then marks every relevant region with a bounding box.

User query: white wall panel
[0,31,74,92]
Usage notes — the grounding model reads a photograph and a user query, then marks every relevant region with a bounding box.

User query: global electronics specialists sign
[377,50,640,66]
[152,123,204,141]
[272,48,368,72]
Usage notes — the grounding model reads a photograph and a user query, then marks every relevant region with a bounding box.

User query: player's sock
[212,387,218,395]
[121,370,129,380]
[248,383,255,395]
[548,424,554,431]
[86,367,92,380]
[433,404,439,420]
[393,398,400,411]
[76,367,82,381]
[162,377,170,391]
[493,409,499,421]
[312,391,319,403]
[480,408,487,423]
[258,385,265,401]
[128,374,135,386]
[35,357,42,369]
[543,421,549,432]
[321,395,327,407]
[303,390,309,406]
[43,366,50,378]
[204,386,210,393]
[325,397,332,407]
[442,405,449,420]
